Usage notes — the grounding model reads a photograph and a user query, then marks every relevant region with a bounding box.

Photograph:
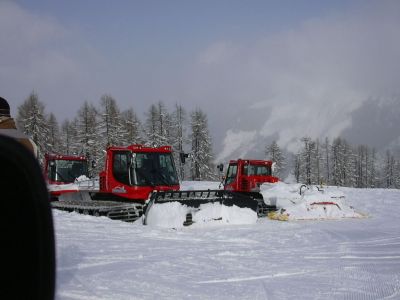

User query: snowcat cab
[44,153,89,201]
[98,145,180,199]
[224,159,279,193]
[222,159,279,216]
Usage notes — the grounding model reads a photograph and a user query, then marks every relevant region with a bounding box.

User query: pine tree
[76,101,100,175]
[47,113,61,153]
[99,94,125,148]
[394,159,400,189]
[331,137,354,187]
[144,101,171,146]
[298,137,317,185]
[292,153,301,183]
[145,104,158,146]
[368,148,378,188]
[157,101,171,145]
[354,145,373,188]
[189,109,215,180]
[170,103,188,180]
[322,137,331,185]
[16,91,49,162]
[383,150,395,188]
[121,108,142,145]
[60,118,79,155]
[265,140,285,178]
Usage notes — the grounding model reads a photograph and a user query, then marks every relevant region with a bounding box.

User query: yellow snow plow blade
[268,211,289,221]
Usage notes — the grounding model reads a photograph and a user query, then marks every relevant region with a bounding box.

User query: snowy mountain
[215,95,400,162]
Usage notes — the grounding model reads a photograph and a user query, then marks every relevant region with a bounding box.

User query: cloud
[0,1,102,118]
[202,1,400,159]
[1,0,400,160]
[215,129,258,162]
[198,41,237,65]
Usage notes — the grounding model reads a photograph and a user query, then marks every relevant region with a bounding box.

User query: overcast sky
[1,0,399,158]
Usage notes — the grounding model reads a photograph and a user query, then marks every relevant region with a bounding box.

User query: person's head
[0,97,11,117]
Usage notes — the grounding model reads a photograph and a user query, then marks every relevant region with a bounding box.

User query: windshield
[243,164,272,176]
[48,159,88,183]
[112,151,179,186]
[225,164,238,185]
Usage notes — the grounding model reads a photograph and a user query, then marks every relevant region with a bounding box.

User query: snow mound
[47,182,79,192]
[145,201,257,228]
[261,182,365,221]
[75,175,90,182]
[47,176,97,192]
[180,180,221,190]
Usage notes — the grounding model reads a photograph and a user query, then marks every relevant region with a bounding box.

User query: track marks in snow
[197,271,309,284]
[304,255,400,260]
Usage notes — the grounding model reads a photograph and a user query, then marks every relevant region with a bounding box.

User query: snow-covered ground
[54,182,400,299]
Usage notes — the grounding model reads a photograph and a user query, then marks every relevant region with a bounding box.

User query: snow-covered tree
[394,159,400,189]
[76,101,100,174]
[170,103,189,180]
[99,94,126,148]
[331,137,354,187]
[292,153,301,183]
[60,118,79,155]
[16,91,49,162]
[47,113,61,153]
[321,137,331,185]
[121,108,142,145]
[298,137,317,185]
[354,145,374,188]
[145,104,158,145]
[368,148,378,188]
[265,140,285,178]
[160,102,173,145]
[189,109,215,180]
[383,150,396,188]
[144,101,173,146]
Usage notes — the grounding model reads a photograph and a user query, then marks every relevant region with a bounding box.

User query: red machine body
[223,159,279,193]
[44,153,89,200]
[98,144,180,202]
[44,153,88,184]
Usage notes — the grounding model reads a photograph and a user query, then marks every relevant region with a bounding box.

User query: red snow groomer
[144,158,280,225]
[44,153,89,201]
[51,144,269,225]
[221,159,279,216]
[223,159,279,192]
[52,144,180,222]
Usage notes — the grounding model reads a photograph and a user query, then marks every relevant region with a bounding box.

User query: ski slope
[53,182,400,299]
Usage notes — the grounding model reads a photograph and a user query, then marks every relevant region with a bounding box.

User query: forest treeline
[16,91,400,188]
[16,92,215,181]
[266,138,400,189]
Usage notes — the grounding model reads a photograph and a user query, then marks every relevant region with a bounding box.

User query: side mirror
[217,163,224,172]
[271,162,276,173]
[180,152,189,164]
